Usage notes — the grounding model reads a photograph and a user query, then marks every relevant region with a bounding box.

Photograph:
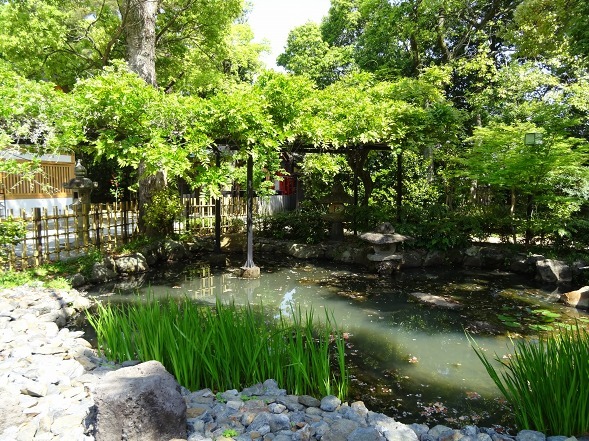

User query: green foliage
[277,22,356,88]
[87,298,349,399]
[470,326,589,436]
[222,429,238,437]
[0,217,26,264]
[142,188,183,237]
[398,205,473,251]
[0,248,101,288]
[453,122,589,245]
[0,269,69,290]
[0,217,26,248]
[0,270,35,288]
[0,60,76,153]
[257,207,330,244]
[29,248,103,282]
[0,0,245,91]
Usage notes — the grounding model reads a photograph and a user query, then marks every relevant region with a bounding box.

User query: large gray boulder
[559,286,589,310]
[114,253,148,274]
[162,239,188,261]
[401,250,426,269]
[536,259,572,284]
[287,243,324,259]
[93,360,187,441]
[89,262,116,284]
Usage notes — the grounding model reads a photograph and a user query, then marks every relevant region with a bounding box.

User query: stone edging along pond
[77,236,589,310]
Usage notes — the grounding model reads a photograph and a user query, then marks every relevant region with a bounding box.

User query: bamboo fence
[1,194,294,270]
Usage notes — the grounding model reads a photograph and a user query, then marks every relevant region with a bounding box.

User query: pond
[88,255,589,430]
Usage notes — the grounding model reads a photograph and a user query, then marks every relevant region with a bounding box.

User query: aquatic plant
[87,297,348,400]
[470,326,589,436]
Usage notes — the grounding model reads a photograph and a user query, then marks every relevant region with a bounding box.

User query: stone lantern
[320,182,354,241]
[360,222,412,275]
[63,160,97,246]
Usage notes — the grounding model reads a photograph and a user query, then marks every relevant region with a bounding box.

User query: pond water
[88,255,589,430]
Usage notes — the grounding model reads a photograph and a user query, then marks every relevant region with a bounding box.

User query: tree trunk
[396,151,403,223]
[126,0,158,87]
[346,149,372,206]
[124,0,167,236]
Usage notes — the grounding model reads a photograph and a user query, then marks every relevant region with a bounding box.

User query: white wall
[4,197,73,216]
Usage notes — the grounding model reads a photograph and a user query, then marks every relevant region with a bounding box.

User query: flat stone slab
[360,232,412,245]
[408,292,463,309]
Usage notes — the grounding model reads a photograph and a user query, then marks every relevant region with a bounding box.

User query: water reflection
[88,256,588,428]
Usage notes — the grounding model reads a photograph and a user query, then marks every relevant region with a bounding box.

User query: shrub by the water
[470,326,589,436]
[87,298,349,400]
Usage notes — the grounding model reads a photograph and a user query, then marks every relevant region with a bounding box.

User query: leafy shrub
[143,188,183,237]
[0,217,26,263]
[471,326,589,436]
[40,247,103,279]
[398,205,473,251]
[257,206,329,244]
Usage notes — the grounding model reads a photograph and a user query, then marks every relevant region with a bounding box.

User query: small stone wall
[70,236,588,311]
[255,238,586,288]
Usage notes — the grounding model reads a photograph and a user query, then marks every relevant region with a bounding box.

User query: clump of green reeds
[86,297,349,400]
[470,326,589,436]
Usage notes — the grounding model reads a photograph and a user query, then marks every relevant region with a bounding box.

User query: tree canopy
[1,0,589,247]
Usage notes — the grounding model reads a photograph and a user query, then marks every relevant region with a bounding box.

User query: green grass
[87,297,349,400]
[470,326,589,436]
[0,248,103,289]
[0,268,70,289]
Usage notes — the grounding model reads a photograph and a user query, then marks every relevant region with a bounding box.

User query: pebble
[0,286,585,441]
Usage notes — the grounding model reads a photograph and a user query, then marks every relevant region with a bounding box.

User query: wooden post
[33,207,42,266]
[240,153,260,278]
[214,149,222,253]
[396,151,403,223]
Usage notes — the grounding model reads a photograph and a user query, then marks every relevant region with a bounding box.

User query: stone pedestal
[240,265,261,279]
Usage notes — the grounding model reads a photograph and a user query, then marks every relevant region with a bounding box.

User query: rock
[322,419,359,441]
[559,286,589,309]
[299,395,321,408]
[163,239,188,261]
[480,247,507,269]
[89,262,116,284]
[516,430,546,441]
[536,259,572,284]
[464,246,482,267]
[424,251,447,267]
[408,292,463,309]
[320,395,341,412]
[70,273,87,288]
[401,250,426,269]
[288,243,324,259]
[410,423,430,439]
[103,256,116,271]
[509,254,536,275]
[429,425,455,439]
[348,427,387,441]
[93,360,187,441]
[114,253,148,274]
[372,416,418,441]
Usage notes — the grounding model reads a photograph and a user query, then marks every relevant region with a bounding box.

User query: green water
[89,256,588,429]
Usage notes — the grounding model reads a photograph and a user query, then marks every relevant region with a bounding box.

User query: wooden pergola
[211,141,399,278]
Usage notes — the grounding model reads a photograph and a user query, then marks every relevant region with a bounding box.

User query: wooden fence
[2,159,75,200]
[2,201,139,270]
[1,194,295,270]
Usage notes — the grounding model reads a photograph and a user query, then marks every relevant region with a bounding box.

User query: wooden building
[1,152,75,216]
